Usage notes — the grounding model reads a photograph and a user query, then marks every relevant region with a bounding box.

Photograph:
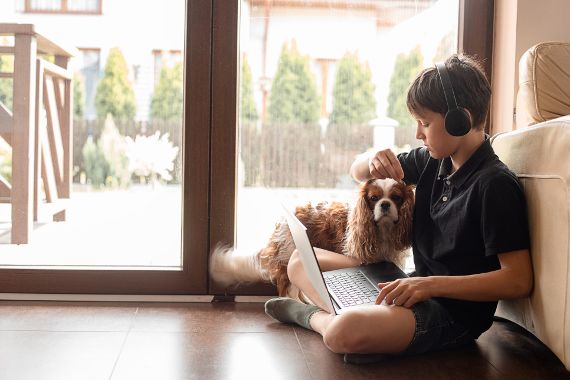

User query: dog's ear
[345,193,377,263]
[392,185,415,251]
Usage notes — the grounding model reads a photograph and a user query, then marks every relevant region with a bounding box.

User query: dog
[210,178,415,298]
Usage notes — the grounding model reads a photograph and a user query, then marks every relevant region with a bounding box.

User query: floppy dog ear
[392,185,415,251]
[344,188,378,263]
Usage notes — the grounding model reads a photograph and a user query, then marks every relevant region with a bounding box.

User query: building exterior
[1,0,456,123]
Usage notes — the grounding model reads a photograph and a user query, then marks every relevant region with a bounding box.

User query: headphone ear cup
[444,108,471,136]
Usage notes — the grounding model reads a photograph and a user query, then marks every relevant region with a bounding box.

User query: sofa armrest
[491,117,570,370]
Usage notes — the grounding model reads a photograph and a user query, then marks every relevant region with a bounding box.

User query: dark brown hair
[406,54,491,129]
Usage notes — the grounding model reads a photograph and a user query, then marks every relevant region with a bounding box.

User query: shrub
[387,47,423,129]
[240,55,258,122]
[82,115,130,188]
[268,41,320,124]
[150,62,183,122]
[329,52,376,126]
[95,47,136,122]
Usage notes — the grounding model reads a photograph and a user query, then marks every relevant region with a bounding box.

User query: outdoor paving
[0,185,414,270]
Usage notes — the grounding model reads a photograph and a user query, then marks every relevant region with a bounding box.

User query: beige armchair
[491,42,570,370]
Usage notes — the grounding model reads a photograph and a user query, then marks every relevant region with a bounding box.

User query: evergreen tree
[73,73,85,120]
[268,42,320,124]
[150,62,183,122]
[329,53,376,125]
[387,47,423,128]
[240,55,258,122]
[95,47,136,121]
[0,56,13,111]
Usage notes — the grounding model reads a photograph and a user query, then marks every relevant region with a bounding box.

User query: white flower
[125,131,179,182]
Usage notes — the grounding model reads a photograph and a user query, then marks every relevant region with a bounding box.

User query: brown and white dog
[210,178,415,297]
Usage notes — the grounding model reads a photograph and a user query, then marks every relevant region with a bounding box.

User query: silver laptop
[281,204,407,315]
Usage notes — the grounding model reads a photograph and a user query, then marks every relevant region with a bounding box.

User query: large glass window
[236,0,459,271]
[1,0,185,268]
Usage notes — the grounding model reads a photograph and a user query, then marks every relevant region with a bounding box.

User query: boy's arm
[313,248,361,271]
[377,249,533,307]
[350,149,404,182]
[426,248,533,301]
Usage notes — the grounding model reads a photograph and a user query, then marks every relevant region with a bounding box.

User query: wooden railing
[0,23,76,244]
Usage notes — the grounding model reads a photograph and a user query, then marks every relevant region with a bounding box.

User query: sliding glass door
[0,0,210,294]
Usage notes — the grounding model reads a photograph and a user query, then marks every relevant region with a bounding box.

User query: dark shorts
[402,299,475,355]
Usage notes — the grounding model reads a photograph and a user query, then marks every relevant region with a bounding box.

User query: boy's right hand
[368,149,405,181]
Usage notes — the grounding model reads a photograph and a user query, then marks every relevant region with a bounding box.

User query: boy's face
[412,107,460,160]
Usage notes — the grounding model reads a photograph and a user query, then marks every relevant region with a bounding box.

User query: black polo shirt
[398,138,530,337]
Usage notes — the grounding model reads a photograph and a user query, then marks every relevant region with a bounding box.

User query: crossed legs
[286,249,416,354]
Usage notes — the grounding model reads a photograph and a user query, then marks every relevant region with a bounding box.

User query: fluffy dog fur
[210,178,415,297]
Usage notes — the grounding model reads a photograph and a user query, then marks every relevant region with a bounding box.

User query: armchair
[491,41,570,370]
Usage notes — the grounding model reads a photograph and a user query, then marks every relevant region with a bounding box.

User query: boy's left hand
[375,277,432,308]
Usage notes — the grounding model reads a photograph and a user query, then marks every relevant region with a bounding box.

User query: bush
[0,55,13,111]
[95,47,136,122]
[82,115,130,188]
[268,41,320,124]
[329,52,376,126]
[240,55,258,122]
[73,73,85,120]
[150,62,183,122]
[387,47,423,129]
[125,131,179,184]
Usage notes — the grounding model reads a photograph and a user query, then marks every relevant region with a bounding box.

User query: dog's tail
[209,243,270,288]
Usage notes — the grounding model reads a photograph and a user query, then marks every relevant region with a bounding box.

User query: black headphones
[435,62,471,136]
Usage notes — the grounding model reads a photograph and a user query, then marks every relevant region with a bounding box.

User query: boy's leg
[283,249,416,354]
[311,304,415,354]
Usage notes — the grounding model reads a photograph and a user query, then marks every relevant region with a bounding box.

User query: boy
[264,54,533,358]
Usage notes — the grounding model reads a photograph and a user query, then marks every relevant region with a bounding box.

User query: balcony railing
[0,23,77,244]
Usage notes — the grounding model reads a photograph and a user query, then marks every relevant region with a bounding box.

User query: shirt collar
[437,135,493,188]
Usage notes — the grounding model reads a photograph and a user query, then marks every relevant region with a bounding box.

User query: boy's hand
[368,149,404,181]
[375,277,432,308]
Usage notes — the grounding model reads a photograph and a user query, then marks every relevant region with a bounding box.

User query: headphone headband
[435,62,471,137]
[435,62,458,111]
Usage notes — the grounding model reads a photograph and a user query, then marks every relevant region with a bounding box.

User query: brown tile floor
[0,301,569,380]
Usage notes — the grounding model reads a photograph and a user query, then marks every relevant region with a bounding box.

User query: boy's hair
[406,54,491,129]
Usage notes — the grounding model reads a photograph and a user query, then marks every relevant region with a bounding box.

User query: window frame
[24,0,103,15]
[209,0,495,296]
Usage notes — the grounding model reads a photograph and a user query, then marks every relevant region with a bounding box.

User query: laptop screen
[281,204,337,315]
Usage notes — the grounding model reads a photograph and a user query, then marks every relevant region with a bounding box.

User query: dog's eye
[369,195,379,202]
[391,195,402,203]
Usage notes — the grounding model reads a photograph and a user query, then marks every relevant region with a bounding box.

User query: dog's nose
[380,202,390,211]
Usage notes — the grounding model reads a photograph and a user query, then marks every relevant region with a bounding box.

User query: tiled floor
[0,301,569,380]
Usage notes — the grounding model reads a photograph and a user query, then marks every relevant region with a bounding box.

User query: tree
[329,52,376,125]
[73,73,85,120]
[240,55,258,122]
[387,47,423,128]
[0,55,13,111]
[82,115,130,188]
[95,47,136,121]
[150,62,183,122]
[268,41,320,124]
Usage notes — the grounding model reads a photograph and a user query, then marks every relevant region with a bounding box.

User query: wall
[491,0,570,134]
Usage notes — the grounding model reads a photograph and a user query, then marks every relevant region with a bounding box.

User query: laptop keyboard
[324,271,379,308]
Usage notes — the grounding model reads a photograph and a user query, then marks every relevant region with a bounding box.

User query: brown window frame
[24,0,103,15]
[0,0,494,296]
[209,0,495,296]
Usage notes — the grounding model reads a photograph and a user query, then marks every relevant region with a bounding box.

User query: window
[25,0,102,14]
[235,0,457,272]
[77,48,100,121]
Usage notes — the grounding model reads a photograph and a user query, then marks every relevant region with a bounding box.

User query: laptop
[281,203,407,315]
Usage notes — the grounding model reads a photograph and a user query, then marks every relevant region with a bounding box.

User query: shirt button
[442,196,448,202]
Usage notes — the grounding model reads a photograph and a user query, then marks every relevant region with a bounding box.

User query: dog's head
[346,178,415,263]
[359,178,414,229]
